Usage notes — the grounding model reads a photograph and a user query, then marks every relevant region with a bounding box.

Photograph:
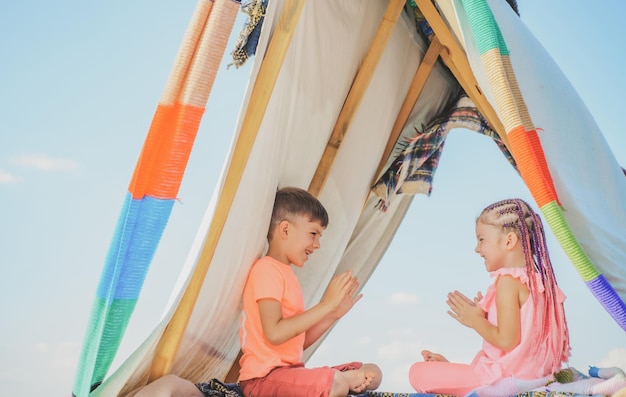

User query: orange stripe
[129,103,204,199]
[508,126,559,207]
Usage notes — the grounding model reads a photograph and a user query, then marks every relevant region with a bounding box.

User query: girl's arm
[490,275,524,351]
[447,275,524,351]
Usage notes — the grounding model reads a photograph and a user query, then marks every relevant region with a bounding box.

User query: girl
[409,198,570,396]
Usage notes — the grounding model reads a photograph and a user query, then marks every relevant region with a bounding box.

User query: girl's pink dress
[473,267,568,384]
[409,267,570,395]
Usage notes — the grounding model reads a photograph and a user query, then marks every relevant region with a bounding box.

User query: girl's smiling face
[474,221,507,272]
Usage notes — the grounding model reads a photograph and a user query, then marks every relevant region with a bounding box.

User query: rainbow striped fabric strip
[460,0,626,329]
[72,108,199,397]
[72,1,242,395]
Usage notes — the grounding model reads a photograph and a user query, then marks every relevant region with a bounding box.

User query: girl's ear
[505,231,519,248]
[278,220,290,239]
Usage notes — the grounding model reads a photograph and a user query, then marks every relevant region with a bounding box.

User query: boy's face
[285,215,324,267]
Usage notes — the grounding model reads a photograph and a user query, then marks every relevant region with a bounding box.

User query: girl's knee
[408,362,426,392]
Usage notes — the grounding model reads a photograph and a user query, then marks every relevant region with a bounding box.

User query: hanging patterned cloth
[372,94,516,211]
[229,0,268,68]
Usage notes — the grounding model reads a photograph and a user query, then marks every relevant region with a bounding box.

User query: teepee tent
[71,1,626,396]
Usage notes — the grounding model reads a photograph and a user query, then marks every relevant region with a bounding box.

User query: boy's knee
[160,374,183,384]
[330,370,350,397]
[158,374,196,391]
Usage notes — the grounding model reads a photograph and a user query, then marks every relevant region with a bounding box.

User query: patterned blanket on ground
[196,366,626,397]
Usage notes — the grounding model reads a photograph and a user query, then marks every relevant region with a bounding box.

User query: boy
[238,186,382,397]
[128,187,381,397]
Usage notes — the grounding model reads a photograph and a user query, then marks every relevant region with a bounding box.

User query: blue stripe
[97,193,175,301]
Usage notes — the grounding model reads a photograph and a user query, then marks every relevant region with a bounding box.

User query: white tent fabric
[91,1,626,396]
[94,1,459,395]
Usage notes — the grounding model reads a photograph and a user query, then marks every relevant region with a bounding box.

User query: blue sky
[1,1,625,395]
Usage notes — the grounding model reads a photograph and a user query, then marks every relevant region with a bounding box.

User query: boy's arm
[258,270,361,346]
[303,309,340,349]
[258,298,336,345]
[304,271,362,348]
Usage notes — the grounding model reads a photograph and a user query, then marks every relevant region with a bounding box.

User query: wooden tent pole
[308,0,406,197]
[372,36,443,183]
[414,0,510,150]
[148,0,307,381]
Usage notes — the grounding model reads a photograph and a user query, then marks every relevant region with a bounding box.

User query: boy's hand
[321,270,362,318]
[446,290,485,328]
[303,270,363,348]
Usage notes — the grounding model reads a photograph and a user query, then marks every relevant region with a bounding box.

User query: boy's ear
[277,220,290,239]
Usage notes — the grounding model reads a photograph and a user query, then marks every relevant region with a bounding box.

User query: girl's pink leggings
[409,361,482,396]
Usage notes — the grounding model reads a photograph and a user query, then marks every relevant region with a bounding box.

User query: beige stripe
[161,0,214,105]
[503,57,534,130]
[482,48,521,132]
[181,0,241,107]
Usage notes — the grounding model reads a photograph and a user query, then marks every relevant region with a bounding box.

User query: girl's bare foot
[421,350,448,362]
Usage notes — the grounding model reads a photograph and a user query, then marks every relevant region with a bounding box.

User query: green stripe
[540,201,600,281]
[461,0,509,56]
[73,297,138,397]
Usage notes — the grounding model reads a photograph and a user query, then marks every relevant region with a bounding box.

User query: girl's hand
[474,291,484,304]
[446,290,485,328]
[421,350,448,362]
[474,291,485,317]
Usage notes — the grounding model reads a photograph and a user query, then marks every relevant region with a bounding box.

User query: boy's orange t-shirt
[238,256,306,381]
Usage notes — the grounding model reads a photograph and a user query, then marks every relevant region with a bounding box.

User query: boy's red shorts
[239,361,362,397]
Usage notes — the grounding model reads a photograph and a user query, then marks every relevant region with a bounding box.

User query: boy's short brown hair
[268,187,329,240]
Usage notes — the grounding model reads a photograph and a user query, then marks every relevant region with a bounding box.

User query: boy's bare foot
[344,364,382,393]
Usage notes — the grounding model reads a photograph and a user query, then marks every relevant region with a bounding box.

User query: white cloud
[354,335,372,345]
[387,327,416,338]
[11,153,78,172]
[0,168,22,183]
[30,342,49,353]
[387,292,418,305]
[375,335,423,391]
[377,337,421,362]
[379,360,414,391]
[597,347,626,370]
[2,341,80,395]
